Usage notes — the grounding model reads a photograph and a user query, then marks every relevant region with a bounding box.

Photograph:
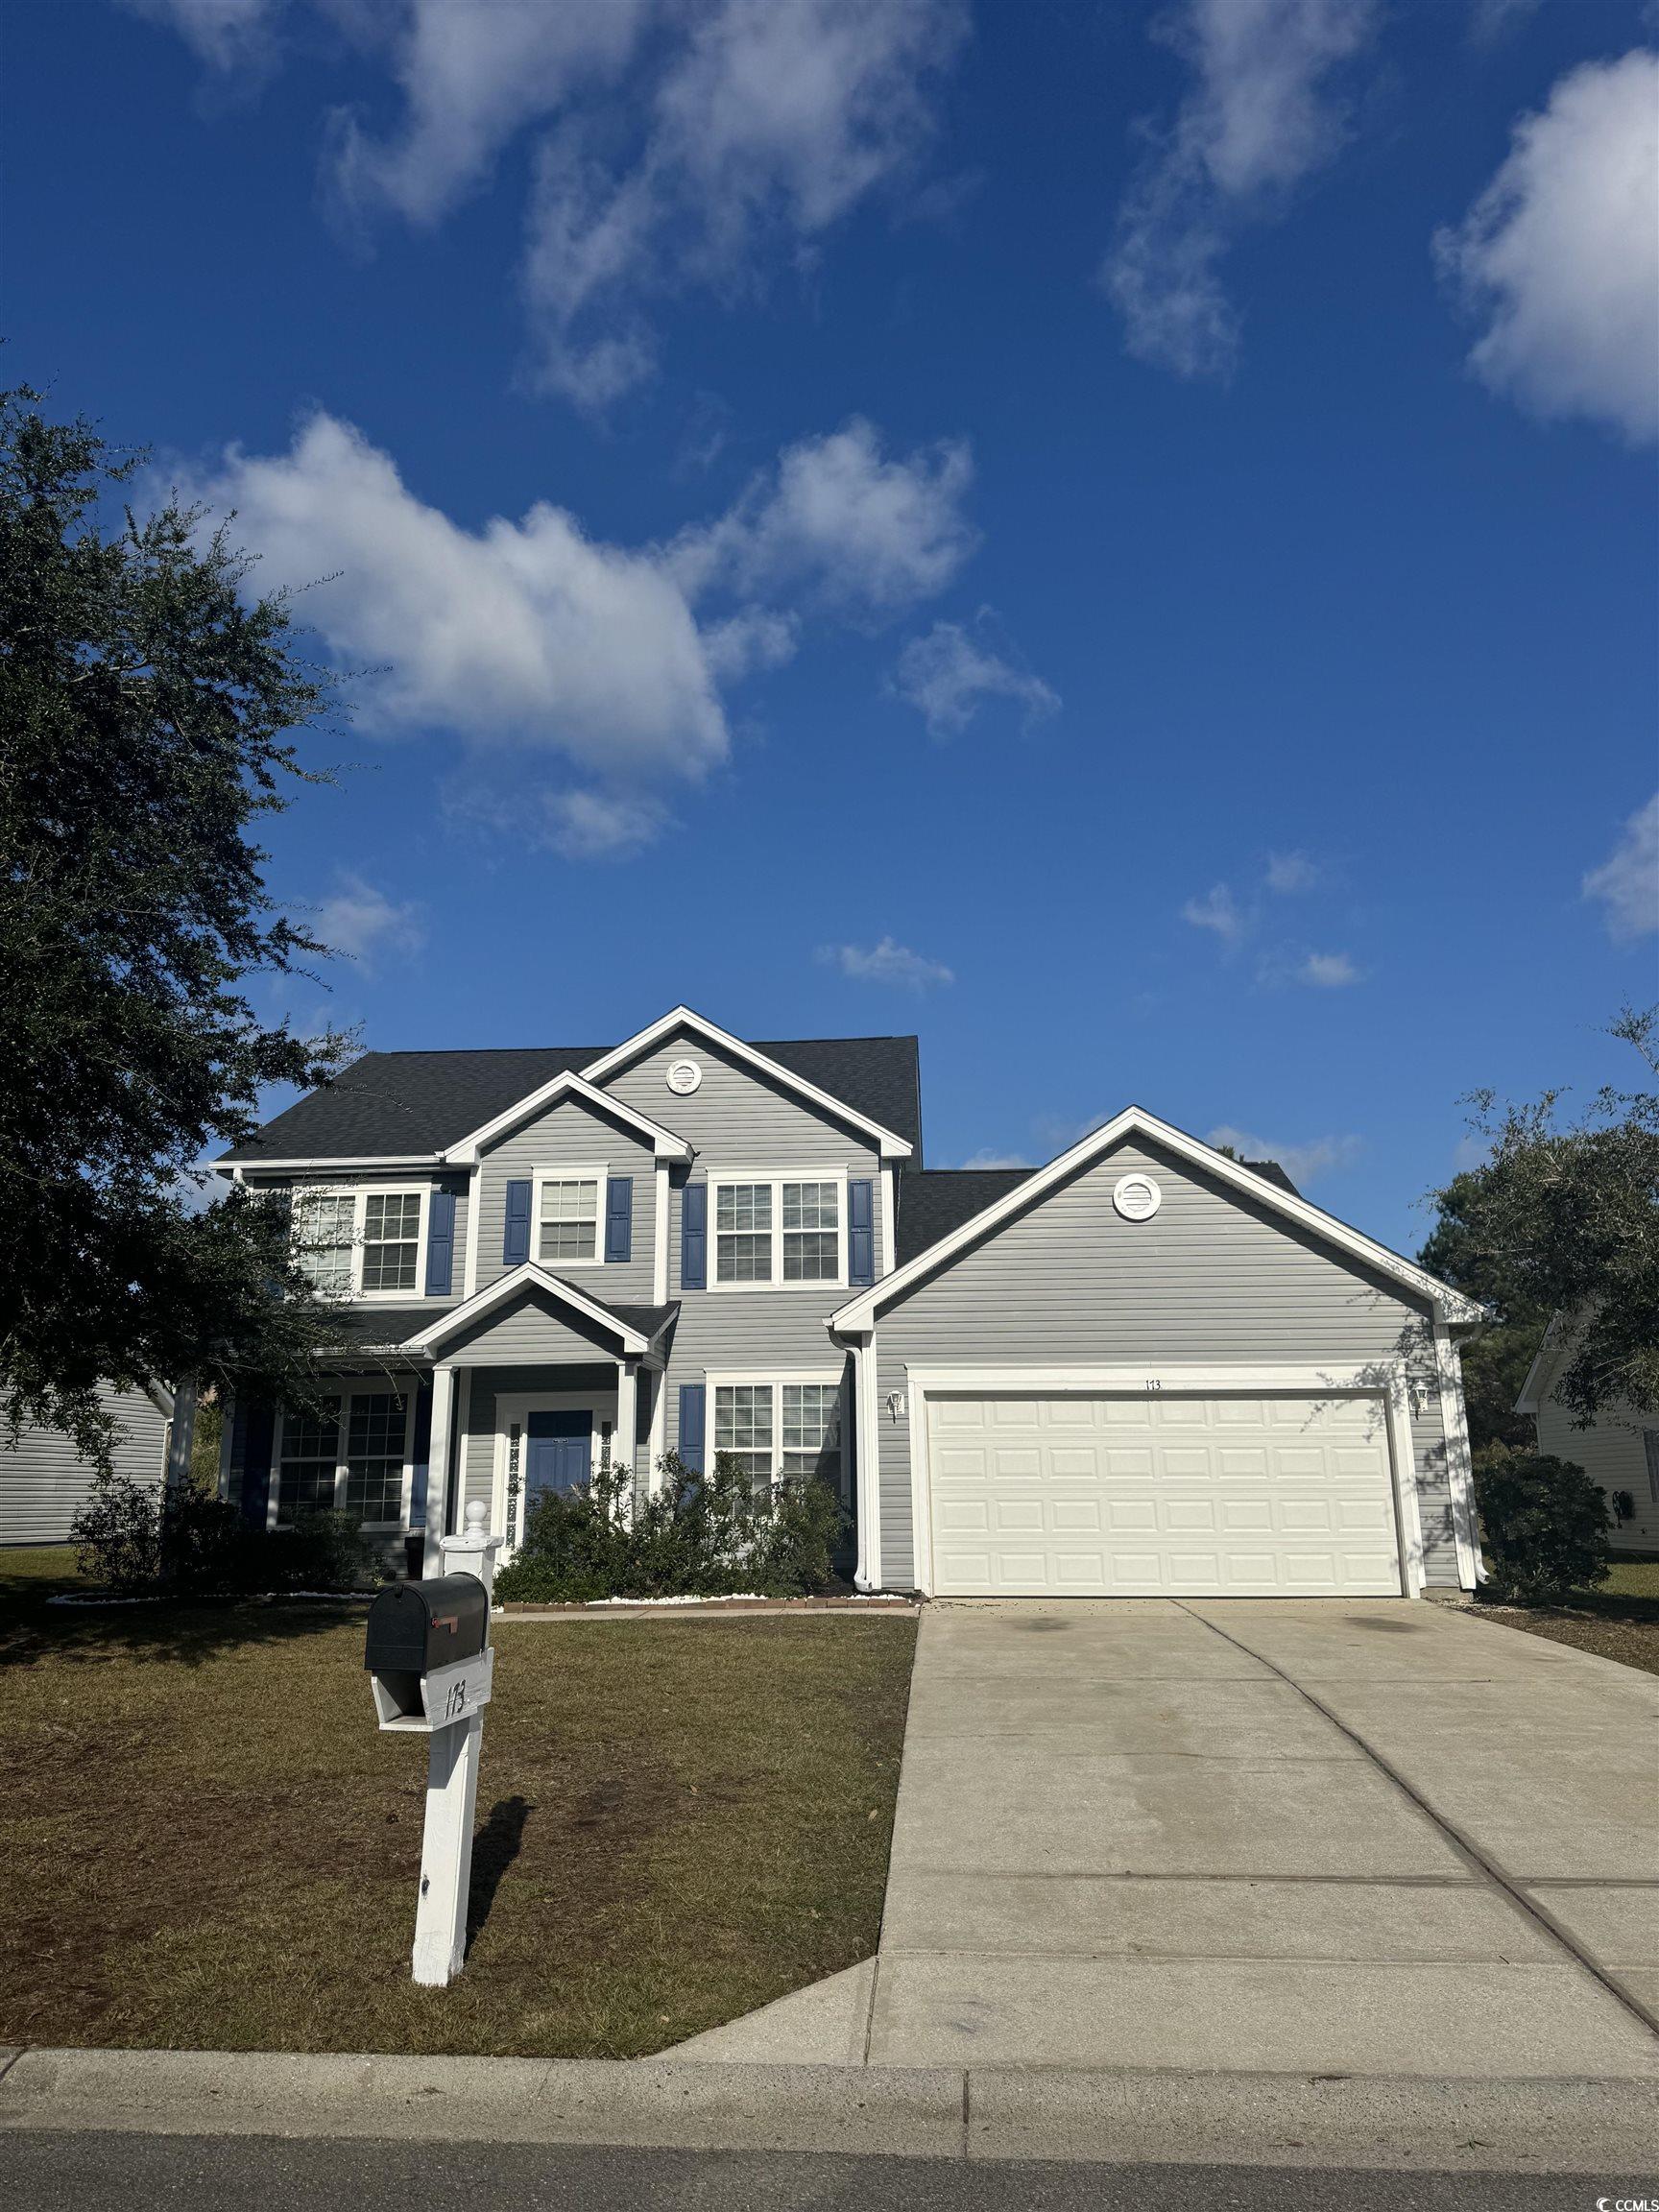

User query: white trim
[830,1108,1484,1334]
[421,1363,456,1576]
[292,1184,431,1305]
[463,1171,482,1299]
[1435,1318,1485,1589]
[490,1389,614,1555]
[880,1165,897,1278]
[653,1163,670,1305]
[704,1367,850,1496]
[580,1007,914,1161]
[271,1382,417,1534]
[214,1154,440,1175]
[709,1167,849,1293]
[898,1362,1425,1600]
[529,1162,607,1271]
[399,1262,650,1358]
[439,1070,692,1167]
[1514,1314,1561,1417]
[852,1336,881,1590]
[646,1359,668,1492]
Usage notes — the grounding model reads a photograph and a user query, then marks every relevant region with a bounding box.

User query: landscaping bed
[1465,1560,1659,1677]
[0,1548,916,2059]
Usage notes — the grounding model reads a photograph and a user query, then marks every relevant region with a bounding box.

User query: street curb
[2,2047,1656,2171]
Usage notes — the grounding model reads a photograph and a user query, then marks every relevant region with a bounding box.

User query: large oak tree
[1,387,349,1464]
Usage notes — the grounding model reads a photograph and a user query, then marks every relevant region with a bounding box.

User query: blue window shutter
[503,1179,532,1266]
[681,1181,707,1290]
[848,1178,875,1286]
[678,1383,706,1473]
[605,1175,634,1264]
[425,1189,456,1296]
[408,1376,433,1530]
[240,1402,274,1529]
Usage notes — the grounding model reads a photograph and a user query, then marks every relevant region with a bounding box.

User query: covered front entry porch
[398,1262,678,1573]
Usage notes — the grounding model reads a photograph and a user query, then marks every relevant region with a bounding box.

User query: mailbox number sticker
[444,1680,469,1720]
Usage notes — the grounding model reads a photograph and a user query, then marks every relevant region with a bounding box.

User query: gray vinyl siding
[1532,1341,1659,1551]
[601,1031,882,1435]
[0,1383,169,1545]
[439,1287,626,1367]
[458,1363,619,1522]
[472,1095,657,1300]
[872,1137,1458,1591]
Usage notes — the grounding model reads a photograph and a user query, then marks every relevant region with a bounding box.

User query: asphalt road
[4,2132,1646,2211]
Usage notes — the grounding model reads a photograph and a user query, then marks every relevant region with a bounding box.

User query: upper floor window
[291,1187,426,1300]
[533,1168,602,1266]
[712,1174,844,1288]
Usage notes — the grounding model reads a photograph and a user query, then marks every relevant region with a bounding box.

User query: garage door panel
[926,1392,1402,1598]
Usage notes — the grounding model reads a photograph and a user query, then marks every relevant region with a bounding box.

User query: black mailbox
[365,1574,490,1679]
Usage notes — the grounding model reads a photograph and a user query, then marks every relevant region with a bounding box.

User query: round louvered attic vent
[1113,1171,1162,1222]
[665,1057,703,1095]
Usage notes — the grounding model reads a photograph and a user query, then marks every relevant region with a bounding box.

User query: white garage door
[926,1392,1403,1597]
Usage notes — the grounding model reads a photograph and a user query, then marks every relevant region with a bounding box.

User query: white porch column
[165,1377,199,1496]
[421,1363,455,1577]
[647,1363,668,1491]
[653,1162,670,1304]
[615,1358,640,1500]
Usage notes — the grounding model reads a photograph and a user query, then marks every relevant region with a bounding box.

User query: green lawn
[0,1548,915,2057]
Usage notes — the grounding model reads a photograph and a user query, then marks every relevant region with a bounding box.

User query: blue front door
[525,1409,591,1508]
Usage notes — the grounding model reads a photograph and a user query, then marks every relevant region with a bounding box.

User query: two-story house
[215,1005,1486,1599]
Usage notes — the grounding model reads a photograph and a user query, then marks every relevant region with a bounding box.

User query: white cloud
[817,937,954,990]
[893,617,1059,736]
[1181,881,1245,940]
[1104,0,1379,378]
[125,0,280,72]
[1264,848,1320,893]
[675,418,976,615]
[1583,793,1659,941]
[952,1147,1035,1169]
[313,872,424,969]
[1207,1123,1363,1185]
[1435,51,1659,443]
[522,0,968,402]
[327,2,651,231]
[180,408,976,859]
[1297,950,1360,987]
[541,788,671,862]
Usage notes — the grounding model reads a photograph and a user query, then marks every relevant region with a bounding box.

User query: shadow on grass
[469,1793,534,1950]
[0,1582,373,1671]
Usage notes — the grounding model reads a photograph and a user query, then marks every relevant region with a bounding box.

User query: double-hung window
[711,1377,844,1497]
[290,1187,427,1299]
[712,1174,845,1288]
[534,1169,601,1265]
[275,1388,411,1527]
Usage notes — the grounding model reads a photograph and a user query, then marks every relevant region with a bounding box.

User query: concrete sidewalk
[678,1598,1659,2079]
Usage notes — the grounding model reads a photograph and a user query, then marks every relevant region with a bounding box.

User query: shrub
[71,1471,380,1596]
[492,1451,845,1605]
[1474,1442,1611,1605]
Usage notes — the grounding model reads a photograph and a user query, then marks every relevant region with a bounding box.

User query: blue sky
[9,0,1656,1251]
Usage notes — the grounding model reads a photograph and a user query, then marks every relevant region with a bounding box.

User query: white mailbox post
[365,1501,501,1989]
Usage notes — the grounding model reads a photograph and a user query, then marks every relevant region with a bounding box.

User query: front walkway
[680,1597,1659,2076]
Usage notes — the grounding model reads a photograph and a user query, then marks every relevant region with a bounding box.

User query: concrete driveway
[865,1598,1659,2076]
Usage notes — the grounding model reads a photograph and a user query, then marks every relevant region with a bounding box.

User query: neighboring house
[213,1004,1485,1598]
[1516,1320,1659,1554]
[1,1382,175,1547]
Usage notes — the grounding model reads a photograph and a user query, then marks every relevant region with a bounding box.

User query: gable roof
[218,1025,921,1166]
[399,1265,678,1358]
[438,1070,692,1166]
[580,1007,915,1159]
[834,1107,1484,1334]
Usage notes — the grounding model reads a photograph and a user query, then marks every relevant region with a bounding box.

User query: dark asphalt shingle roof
[895,1153,1298,1268]
[222,1034,922,1164]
